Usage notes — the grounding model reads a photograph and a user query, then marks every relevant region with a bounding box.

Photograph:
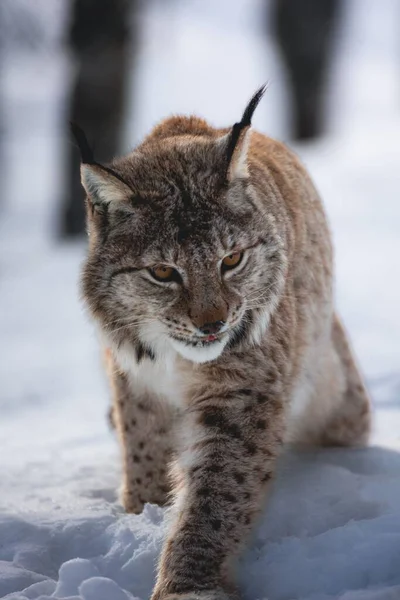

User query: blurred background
[0,0,399,462]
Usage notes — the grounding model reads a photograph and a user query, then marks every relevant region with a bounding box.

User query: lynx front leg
[109,366,175,513]
[152,381,285,600]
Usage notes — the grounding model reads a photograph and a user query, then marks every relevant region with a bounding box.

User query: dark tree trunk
[272,0,342,140]
[60,0,136,238]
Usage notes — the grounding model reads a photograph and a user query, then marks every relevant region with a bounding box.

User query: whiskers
[245,282,275,309]
[245,281,289,312]
[104,315,157,336]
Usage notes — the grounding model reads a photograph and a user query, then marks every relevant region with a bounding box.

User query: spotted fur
[78,88,371,600]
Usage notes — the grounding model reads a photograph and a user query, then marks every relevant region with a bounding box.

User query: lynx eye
[221,251,243,272]
[149,265,181,283]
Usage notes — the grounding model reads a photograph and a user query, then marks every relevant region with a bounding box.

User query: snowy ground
[1,1,400,599]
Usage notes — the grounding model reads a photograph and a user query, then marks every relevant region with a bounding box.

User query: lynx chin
[74,86,371,600]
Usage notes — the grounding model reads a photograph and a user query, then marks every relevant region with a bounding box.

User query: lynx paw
[121,488,145,514]
[121,483,170,514]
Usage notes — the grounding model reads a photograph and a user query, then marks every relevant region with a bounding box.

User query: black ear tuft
[70,122,131,189]
[226,84,267,166]
[70,122,95,164]
[240,84,267,127]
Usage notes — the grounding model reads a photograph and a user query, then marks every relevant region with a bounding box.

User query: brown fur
[78,93,371,600]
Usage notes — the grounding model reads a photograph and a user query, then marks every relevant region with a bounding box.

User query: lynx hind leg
[105,351,175,513]
[321,315,372,447]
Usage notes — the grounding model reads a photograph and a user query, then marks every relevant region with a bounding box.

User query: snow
[1,0,400,599]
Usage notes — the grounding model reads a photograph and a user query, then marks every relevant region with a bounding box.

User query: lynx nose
[198,320,226,336]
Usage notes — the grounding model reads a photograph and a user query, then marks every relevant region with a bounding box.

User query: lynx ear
[70,122,132,207]
[225,84,267,181]
[80,163,132,207]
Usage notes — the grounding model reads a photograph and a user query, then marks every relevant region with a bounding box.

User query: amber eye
[149,265,181,283]
[221,251,243,272]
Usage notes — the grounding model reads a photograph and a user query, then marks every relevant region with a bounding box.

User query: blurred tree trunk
[272,0,342,141]
[60,0,136,238]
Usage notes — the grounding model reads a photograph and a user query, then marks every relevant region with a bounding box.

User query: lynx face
[80,123,286,364]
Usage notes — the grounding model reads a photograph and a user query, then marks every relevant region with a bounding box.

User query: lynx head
[76,86,287,365]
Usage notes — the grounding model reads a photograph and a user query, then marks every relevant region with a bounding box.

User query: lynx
[74,87,371,600]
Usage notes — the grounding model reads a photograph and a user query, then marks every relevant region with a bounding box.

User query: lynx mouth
[170,333,226,348]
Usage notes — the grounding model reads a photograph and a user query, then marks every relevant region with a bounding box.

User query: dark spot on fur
[222,492,237,503]
[145,454,153,461]
[256,419,267,430]
[124,424,130,433]
[200,408,226,428]
[244,515,251,525]
[138,441,145,450]
[238,388,253,396]
[133,454,140,463]
[244,442,257,455]
[135,477,142,484]
[243,404,253,413]
[244,492,251,500]
[211,518,222,531]
[266,371,278,386]
[225,422,242,439]
[198,486,211,497]
[131,418,137,426]
[145,471,153,478]
[135,342,156,363]
[261,472,272,483]
[177,225,191,244]
[207,464,223,473]
[200,409,242,439]
[233,471,245,484]
[257,393,268,404]
[199,501,212,515]
[137,401,149,412]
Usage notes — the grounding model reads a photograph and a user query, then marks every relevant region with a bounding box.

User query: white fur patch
[118,342,182,402]
[169,335,229,364]
[102,320,186,410]
[248,306,271,346]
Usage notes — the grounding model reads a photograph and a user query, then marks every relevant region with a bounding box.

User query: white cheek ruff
[248,306,271,345]
[169,336,228,364]
[104,323,186,410]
